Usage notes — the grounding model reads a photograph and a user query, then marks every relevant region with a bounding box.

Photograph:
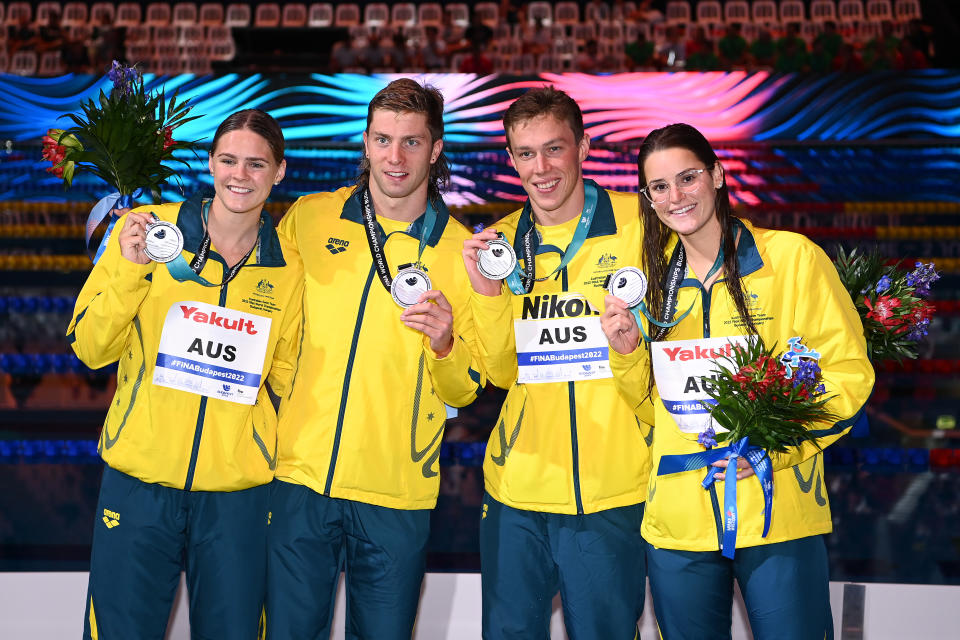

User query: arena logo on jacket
[513,293,611,384]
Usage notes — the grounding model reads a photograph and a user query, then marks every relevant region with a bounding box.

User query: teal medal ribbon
[504,182,599,295]
[360,188,438,291]
[163,200,260,287]
[631,240,725,343]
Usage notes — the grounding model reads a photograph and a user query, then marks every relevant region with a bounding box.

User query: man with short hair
[463,86,650,638]
[268,78,484,639]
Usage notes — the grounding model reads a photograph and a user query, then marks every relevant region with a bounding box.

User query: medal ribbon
[627,241,724,343]
[657,436,774,559]
[163,200,260,287]
[504,182,599,295]
[361,188,438,293]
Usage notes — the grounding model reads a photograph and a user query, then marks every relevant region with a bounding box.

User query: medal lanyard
[504,182,599,295]
[361,188,438,293]
[632,240,724,343]
[163,200,260,287]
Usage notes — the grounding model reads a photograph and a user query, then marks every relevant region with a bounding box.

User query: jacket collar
[176,191,286,267]
[512,179,617,255]
[340,186,449,247]
[734,218,763,277]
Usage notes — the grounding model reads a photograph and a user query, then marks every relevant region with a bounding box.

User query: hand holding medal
[462,227,509,297]
[601,267,649,355]
[116,211,155,265]
[400,289,455,357]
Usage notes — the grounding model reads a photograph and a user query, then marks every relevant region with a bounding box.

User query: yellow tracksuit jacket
[472,183,651,515]
[610,219,874,551]
[67,194,304,491]
[275,187,484,510]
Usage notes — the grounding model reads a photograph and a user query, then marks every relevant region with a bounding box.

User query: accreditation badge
[143,220,184,263]
[512,292,612,383]
[391,266,431,308]
[650,335,751,434]
[606,266,647,308]
[477,238,518,280]
[152,301,272,405]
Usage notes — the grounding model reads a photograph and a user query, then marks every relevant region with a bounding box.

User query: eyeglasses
[640,167,711,204]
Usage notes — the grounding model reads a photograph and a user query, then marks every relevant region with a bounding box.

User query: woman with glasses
[600,123,873,638]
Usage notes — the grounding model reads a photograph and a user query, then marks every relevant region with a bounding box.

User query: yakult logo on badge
[661,342,742,362]
[179,305,259,334]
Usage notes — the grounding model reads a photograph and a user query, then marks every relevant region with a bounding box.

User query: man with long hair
[267,78,484,639]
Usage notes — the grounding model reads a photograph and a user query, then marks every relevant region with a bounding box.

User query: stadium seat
[527,2,552,27]
[335,3,360,27]
[198,3,224,26]
[282,4,308,27]
[810,0,838,24]
[224,3,251,27]
[446,4,469,28]
[838,0,865,25]
[88,2,114,24]
[9,51,37,76]
[254,3,281,27]
[894,0,921,22]
[696,1,723,26]
[172,3,198,27]
[752,1,778,28]
[554,2,579,26]
[665,1,691,25]
[417,3,442,27]
[363,3,388,27]
[145,2,172,26]
[115,3,143,27]
[307,3,333,27]
[390,3,416,29]
[866,0,893,22]
[59,3,87,28]
[475,2,498,28]
[723,1,749,25]
[4,3,31,28]
[779,0,806,25]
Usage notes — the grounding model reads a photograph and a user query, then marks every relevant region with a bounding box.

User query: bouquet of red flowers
[833,247,938,361]
[42,61,200,200]
[658,337,837,559]
[698,337,838,455]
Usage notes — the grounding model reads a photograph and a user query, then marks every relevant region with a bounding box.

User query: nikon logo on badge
[520,294,600,320]
[179,305,258,334]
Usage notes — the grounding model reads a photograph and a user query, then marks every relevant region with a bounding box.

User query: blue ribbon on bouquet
[657,436,773,560]
[85,191,141,264]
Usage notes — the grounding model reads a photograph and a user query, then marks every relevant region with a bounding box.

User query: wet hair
[357,78,450,201]
[210,109,285,164]
[637,123,758,387]
[502,86,585,151]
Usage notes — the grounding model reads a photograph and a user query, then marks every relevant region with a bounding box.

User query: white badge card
[153,301,272,405]
[514,308,613,383]
[650,335,751,434]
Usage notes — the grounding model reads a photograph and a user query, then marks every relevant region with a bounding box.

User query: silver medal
[391,267,432,308]
[607,266,648,308]
[143,220,184,263]
[477,238,518,280]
